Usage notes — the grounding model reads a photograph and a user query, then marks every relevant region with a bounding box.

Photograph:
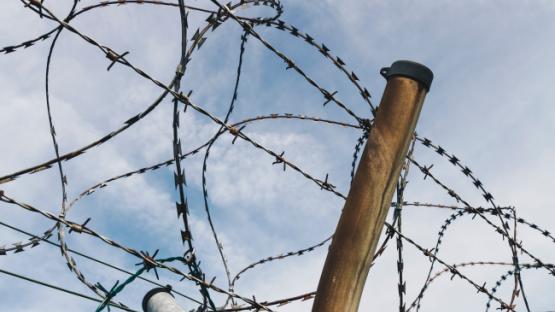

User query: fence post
[312,60,433,312]
[143,287,185,312]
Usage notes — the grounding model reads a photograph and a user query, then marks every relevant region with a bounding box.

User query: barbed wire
[1,1,554,311]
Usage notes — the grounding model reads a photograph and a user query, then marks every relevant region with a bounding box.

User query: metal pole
[312,60,433,312]
[143,287,185,312]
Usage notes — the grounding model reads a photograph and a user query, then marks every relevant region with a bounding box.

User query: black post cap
[380,60,434,91]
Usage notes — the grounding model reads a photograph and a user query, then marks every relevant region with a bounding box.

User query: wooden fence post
[312,60,433,312]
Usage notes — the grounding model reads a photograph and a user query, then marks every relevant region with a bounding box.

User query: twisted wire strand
[0,220,207,306]
[0,268,138,312]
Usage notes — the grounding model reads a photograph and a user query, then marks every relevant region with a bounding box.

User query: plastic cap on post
[380,60,434,91]
[143,286,183,312]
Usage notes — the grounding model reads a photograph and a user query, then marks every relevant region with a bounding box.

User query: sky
[1,0,555,311]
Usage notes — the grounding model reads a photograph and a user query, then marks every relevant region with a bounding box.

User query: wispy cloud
[1,1,555,311]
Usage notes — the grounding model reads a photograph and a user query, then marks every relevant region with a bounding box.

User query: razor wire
[1,1,554,311]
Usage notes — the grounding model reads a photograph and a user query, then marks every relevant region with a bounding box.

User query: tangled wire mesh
[1,1,554,312]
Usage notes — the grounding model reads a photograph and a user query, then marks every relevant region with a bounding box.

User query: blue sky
[1,1,555,311]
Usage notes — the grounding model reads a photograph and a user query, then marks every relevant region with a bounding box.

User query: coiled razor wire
[1,1,554,311]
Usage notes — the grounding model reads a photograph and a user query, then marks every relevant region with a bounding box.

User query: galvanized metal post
[312,60,433,312]
[143,287,185,312]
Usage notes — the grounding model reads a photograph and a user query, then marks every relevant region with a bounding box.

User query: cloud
[2,1,555,311]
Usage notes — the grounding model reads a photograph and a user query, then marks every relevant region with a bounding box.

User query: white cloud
[2,1,555,311]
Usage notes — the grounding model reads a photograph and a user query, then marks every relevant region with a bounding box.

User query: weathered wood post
[312,60,433,312]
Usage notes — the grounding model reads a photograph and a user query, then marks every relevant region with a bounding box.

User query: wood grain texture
[312,76,428,312]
